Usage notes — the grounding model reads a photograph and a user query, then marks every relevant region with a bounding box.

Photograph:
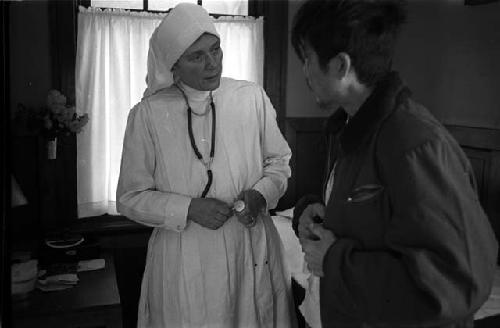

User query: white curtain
[76,6,264,218]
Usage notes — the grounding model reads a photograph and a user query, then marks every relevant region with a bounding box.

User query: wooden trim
[445,125,500,151]
[252,0,288,130]
[49,1,78,103]
[78,0,91,10]
[464,0,500,6]
[70,215,152,251]
[39,1,80,233]
[247,0,262,17]
[71,215,151,235]
[278,118,326,210]
[1,1,11,326]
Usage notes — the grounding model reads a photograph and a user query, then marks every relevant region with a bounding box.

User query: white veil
[143,3,219,98]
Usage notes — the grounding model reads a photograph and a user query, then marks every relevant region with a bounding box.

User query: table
[12,253,122,328]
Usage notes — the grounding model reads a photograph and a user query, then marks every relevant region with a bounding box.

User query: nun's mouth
[205,74,220,82]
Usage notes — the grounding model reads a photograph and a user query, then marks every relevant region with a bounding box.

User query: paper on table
[77,259,106,272]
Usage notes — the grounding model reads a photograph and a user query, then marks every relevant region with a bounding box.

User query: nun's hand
[188,198,232,230]
[235,190,266,228]
[239,189,266,217]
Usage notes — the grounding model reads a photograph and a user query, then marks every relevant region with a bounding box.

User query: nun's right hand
[187,198,232,230]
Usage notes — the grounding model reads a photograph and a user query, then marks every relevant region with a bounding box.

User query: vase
[47,137,57,160]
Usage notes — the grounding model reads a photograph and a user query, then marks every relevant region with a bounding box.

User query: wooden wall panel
[2,1,11,326]
[250,0,288,129]
[278,118,326,211]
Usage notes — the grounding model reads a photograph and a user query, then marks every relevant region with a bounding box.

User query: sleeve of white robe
[251,86,292,210]
[116,101,190,232]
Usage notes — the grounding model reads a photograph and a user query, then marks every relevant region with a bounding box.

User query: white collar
[178,82,211,103]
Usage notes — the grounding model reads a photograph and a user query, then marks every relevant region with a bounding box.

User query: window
[91,0,248,15]
[44,0,287,226]
[76,1,263,217]
[91,0,143,10]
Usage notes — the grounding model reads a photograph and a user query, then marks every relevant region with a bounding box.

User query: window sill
[71,214,152,235]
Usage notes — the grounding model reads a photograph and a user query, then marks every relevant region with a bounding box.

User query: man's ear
[328,52,352,79]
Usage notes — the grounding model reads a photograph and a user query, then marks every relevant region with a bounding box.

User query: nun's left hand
[235,189,266,227]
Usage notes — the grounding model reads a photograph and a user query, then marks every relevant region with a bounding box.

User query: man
[291,0,498,327]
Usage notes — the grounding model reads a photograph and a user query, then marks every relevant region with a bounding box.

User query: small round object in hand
[233,200,256,228]
[233,200,246,213]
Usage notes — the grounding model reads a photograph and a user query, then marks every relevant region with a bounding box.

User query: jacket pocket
[347,184,384,203]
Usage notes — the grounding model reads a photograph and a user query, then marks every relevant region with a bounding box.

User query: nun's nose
[205,53,217,69]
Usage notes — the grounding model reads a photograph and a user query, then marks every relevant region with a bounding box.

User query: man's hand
[235,189,266,227]
[300,223,336,277]
[298,203,325,240]
[187,198,232,230]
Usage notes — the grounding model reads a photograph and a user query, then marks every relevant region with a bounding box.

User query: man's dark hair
[291,0,407,86]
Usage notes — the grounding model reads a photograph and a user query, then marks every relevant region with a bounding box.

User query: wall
[286,0,500,130]
[9,0,52,117]
[9,0,52,249]
[286,0,323,117]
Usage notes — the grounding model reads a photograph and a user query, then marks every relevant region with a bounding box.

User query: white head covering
[143,3,219,98]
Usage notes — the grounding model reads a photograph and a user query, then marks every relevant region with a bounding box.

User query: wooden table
[12,253,122,328]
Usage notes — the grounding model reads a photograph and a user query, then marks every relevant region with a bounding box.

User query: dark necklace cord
[176,84,216,198]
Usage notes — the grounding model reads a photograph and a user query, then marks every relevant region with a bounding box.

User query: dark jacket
[294,72,498,328]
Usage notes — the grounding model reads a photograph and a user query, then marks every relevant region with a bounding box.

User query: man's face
[301,42,342,111]
[173,33,223,91]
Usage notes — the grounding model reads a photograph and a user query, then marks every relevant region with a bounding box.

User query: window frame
[91,0,249,16]
[49,0,288,232]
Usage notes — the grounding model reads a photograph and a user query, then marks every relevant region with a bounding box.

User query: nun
[116,3,296,327]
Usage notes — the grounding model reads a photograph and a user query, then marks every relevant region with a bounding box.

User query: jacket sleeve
[321,136,498,326]
[116,102,190,232]
[292,194,324,236]
[251,86,292,210]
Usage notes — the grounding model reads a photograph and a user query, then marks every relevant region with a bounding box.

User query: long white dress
[117,78,296,328]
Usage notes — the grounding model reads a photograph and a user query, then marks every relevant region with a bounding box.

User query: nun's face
[173,33,223,91]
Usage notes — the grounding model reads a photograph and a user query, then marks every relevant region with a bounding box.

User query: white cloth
[298,165,338,328]
[116,77,296,328]
[300,272,322,328]
[144,3,219,98]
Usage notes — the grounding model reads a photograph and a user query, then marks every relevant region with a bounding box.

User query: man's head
[291,0,406,110]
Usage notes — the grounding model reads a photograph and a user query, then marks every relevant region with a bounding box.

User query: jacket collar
[337,71,411,155]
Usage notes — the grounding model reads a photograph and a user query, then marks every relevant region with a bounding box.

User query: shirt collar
[339,71,411,154]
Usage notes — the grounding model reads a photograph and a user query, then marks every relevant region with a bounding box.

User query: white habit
[117,77,295,328]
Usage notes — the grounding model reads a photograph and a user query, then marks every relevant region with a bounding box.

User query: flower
[43,90,89,139]
[13,90,89,139]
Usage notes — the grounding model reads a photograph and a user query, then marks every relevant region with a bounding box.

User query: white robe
[117,78,296,328]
